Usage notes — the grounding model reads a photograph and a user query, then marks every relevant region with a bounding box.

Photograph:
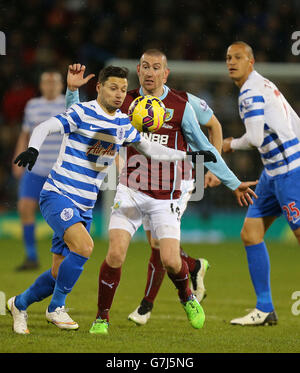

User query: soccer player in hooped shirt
[12,71,65,270]
[66,52,227,328]
[7,65,199,334]
[66,60,258,335]
[223,41,300,326]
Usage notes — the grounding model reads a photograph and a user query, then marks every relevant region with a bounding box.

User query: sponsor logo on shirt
[141,132,169,145]
[86,141,116,156]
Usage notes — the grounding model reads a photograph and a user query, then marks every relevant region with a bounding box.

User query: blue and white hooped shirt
[238,71,300,177]
[42,100,141,211]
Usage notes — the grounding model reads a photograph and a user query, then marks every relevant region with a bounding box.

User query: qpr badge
[117,127,125,141]
[60,208,74,221]
[242,97,253,110]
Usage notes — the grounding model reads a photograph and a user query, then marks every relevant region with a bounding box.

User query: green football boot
[182,295,205,329]
[89,318,109,335]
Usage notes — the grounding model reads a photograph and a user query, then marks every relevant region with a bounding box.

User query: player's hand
[187,150,217,163]
[67,64,95,91]
[204,170,221,188]
[233,180,258,207]
[14,147,39,171]
[222,137,234,153]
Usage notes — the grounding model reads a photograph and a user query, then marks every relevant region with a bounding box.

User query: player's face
[96,76,128,114]
[226,45,254,87]
[40,73,63,100]
[137,54,170,96]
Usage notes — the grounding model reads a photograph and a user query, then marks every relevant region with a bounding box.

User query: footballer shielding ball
[128,95,167,133]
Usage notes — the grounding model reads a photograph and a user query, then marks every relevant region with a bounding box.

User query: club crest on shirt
[113,201,121,209]
[199,99,208,111]
[116,127,125,141]
[60,208,74,221]
[241,97,254,110]
[164,108,174,122]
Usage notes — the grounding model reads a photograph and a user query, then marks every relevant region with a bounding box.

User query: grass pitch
[0,237,300,353]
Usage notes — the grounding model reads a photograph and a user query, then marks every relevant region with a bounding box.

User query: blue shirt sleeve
[182,102,241,190]
[186,93,213,125]
[123,125,141,146]
[66,88,80,109]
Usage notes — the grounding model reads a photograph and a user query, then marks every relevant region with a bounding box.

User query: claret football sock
[245,242,274,312]
[96,260,121,321]
[167,259,192,303]
[15,269,56,310]
[180,247,197,273]
[143,247,166,304]
[48,251,88,312]
[23,223,37,261]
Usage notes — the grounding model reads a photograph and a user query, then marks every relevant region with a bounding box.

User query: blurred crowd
[0,0,300,212]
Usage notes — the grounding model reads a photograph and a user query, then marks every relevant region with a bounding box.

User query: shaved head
[140,49,168,68]
[228,41,254,59]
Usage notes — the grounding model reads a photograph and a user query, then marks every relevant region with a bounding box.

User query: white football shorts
[108,183,186,240]
[142,179,195,233]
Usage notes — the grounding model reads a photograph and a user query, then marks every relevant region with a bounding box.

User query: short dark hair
[98,65,129,84]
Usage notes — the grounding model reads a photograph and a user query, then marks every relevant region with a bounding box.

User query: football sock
[245,242,274,312]
[15,269,56,311]
[143,247,166,304]
[167,259,192,303]
[96,260,121,321]
[48,251,88,312]
[23,223,37,261]
[180,247,197,273]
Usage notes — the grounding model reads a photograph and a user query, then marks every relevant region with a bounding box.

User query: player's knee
[69,236,94,258]
[106,248,125,267]
[160,254,180,273]
[79,237,94,257]
[240,225,262,246]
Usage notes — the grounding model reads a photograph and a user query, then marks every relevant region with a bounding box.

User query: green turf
[0,238,300,353]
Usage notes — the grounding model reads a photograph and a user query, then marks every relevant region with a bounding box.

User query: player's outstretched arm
[67,64,95,91]
[14,117,63,171]
[233,180,258,207]
[132,137,217,163]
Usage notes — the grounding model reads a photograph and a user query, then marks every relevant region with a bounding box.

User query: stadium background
[1,0,300,356]
[0,0,300,243]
